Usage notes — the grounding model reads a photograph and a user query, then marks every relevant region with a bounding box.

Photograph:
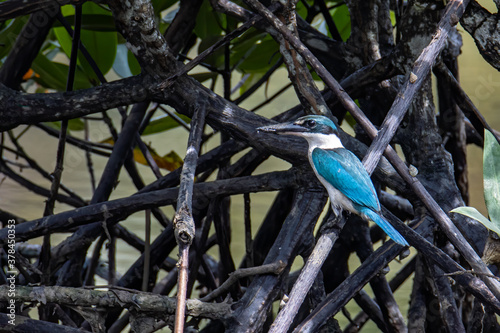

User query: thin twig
[175,244,190,333]
[142,210,151,291]
[83,236,106,287]
[251,83,293,112]
[244,193,253,269]
[433,62,500,145]
[158,2,281,92]
[173,103,208,332]
[201,261,287,302]
[233,58,284,105]
[135,133,162,179]
[443,270,500,282]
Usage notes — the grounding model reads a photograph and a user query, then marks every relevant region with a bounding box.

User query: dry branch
[172,103,207,332]
[269,214,346,333]
[362,0,471,173]
[0,170,299,242]
[0,285,231,319]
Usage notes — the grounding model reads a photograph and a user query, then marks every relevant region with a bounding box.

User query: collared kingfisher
[258,115,409,246]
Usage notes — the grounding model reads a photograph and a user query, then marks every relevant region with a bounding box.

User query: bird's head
[258,115,342,148]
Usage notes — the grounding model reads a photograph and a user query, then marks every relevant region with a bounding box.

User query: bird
[258,115,409,246]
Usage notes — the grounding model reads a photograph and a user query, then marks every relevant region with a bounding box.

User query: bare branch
[363,0,471,174]
[173,103,207,332]
[0,285,231,319]
[201,261,286,302]
[0,170,298,242]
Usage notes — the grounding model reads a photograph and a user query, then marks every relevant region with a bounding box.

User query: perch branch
[294,217,500,332]
[242,0,500,300]
[269,213,346,333]
[344,257,416,332]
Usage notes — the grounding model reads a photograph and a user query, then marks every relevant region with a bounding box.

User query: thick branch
[461,1,500,71]
[363,0,470,174]
[0,75,149,131]
[0,0,82,21]
[0,170,298,242]
[227,189,327,333]
[0,285,231,319]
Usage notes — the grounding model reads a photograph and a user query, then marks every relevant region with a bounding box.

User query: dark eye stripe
[320,124,335,134]
[305,120,316,127]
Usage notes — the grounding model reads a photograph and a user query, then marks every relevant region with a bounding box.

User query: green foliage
[452,130,500,235]
[484,129,500,225]
[32,53,92,91]
[231,31,280,73]
[151,0,178,16]
[46,119,86,131]
[54,3,117,84]
[142,114,192,136]
[332,5,351,42]
[451,206,500,235]
[194,1,224,40]
[0,17,29,61]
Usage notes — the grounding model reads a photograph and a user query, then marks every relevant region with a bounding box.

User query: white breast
[302,133,344,150]
[303,133,357,214]
[307,153,357,214]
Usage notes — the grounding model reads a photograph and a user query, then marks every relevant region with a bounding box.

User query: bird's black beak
[257,121,304,135]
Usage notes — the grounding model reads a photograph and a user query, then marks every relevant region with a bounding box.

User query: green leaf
[484,129,500,225]
[54,3,117,82]
[451,206,500,236]
[0,17,29,60]
[114,44,141,78]
[194,0,224,40]
[152,0,178,16]
[53,14,116,31]
[46,119,86,131]
[331,5,351,41]
[142,114,192,136]
[79,3,117,77]
[233,34,280,73]
[295,0,309,19]
[190,72,218,83]
[67,118,86,131]
[127,49,141,76]
[32,53,92,91]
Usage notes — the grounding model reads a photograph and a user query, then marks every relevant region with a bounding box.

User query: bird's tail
[360,208,409,246]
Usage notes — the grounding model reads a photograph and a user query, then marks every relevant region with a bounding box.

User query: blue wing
[312,148,409,246]
[311,148,380,211]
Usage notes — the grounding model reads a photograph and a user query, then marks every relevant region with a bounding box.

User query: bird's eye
[304,119,316,127]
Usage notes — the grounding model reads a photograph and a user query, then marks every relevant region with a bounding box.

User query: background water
[1,15,500,332]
